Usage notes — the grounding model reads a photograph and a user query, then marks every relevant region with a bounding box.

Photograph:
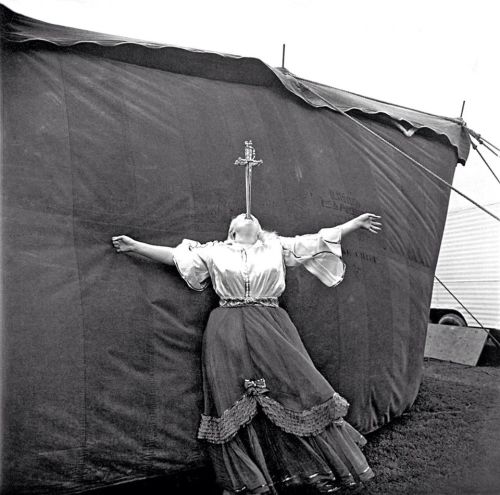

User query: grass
[361,354,500,495]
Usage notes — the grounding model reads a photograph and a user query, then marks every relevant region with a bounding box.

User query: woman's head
[227,214,262,242]
[227,214,277,244]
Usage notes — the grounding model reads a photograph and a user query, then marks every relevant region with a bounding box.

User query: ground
[361,344,500,495]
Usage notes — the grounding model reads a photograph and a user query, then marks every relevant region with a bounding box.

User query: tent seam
[56,52,89,483]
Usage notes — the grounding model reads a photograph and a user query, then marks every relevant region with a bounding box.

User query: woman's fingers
[367,213,382,230]
[363,213,382,232]
[112,235,125,251]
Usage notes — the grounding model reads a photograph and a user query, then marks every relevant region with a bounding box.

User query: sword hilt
[234,140,263,218]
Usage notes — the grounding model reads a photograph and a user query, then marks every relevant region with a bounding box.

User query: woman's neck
[233,233,258,246]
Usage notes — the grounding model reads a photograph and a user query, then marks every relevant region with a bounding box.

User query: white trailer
[430,202,500,330]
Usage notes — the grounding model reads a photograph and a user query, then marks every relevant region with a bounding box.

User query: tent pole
[460,100,466,118]
[282,44,286,69]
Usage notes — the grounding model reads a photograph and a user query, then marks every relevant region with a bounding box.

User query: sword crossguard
[234,140,263,168]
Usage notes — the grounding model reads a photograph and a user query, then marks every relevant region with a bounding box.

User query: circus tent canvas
[0,5,470,493]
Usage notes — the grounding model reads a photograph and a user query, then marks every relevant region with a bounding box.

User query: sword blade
[245,164,252,219]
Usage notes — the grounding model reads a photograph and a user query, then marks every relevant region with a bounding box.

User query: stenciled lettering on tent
[0,5,469,494]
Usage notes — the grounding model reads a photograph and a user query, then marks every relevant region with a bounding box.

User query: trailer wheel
[438,313,467,327]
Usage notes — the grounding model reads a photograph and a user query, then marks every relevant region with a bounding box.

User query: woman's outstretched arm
[337,213,382,237]
[111,235,175,265]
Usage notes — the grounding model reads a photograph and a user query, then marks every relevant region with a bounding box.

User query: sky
[3,0,499,214]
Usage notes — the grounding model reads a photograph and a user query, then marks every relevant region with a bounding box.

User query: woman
[112,212,382,494]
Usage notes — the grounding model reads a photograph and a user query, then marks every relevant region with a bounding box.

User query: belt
[219,297,279,308]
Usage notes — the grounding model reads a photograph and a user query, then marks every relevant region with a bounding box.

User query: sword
[234,140,263,219]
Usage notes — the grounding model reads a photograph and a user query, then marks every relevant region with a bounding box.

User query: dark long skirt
[198,306,374,494]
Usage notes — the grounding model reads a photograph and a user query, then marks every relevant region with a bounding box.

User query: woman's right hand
[112,235,136,253]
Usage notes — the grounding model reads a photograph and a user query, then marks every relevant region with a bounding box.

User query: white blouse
[173,227,345,300]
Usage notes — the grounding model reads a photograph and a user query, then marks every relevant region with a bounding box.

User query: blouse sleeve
[279,226,345,287]
[172,239,213,291]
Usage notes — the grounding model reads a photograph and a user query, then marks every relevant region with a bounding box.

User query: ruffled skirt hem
[204,406,374,494]
[198,378,349,443]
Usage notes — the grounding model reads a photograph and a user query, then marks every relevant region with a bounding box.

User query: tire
[438,313,467,327]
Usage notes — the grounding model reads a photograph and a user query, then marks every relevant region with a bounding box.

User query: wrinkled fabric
[208,415,373,493]
[281,227,345,287]
[200,306,344,427]
[200,306,373,492]
[172,227,344,296]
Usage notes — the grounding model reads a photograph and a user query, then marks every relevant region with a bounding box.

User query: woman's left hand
[356,213,382,234]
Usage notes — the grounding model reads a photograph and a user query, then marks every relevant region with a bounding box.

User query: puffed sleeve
[279,226,345,287]
[172,239,213,291]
